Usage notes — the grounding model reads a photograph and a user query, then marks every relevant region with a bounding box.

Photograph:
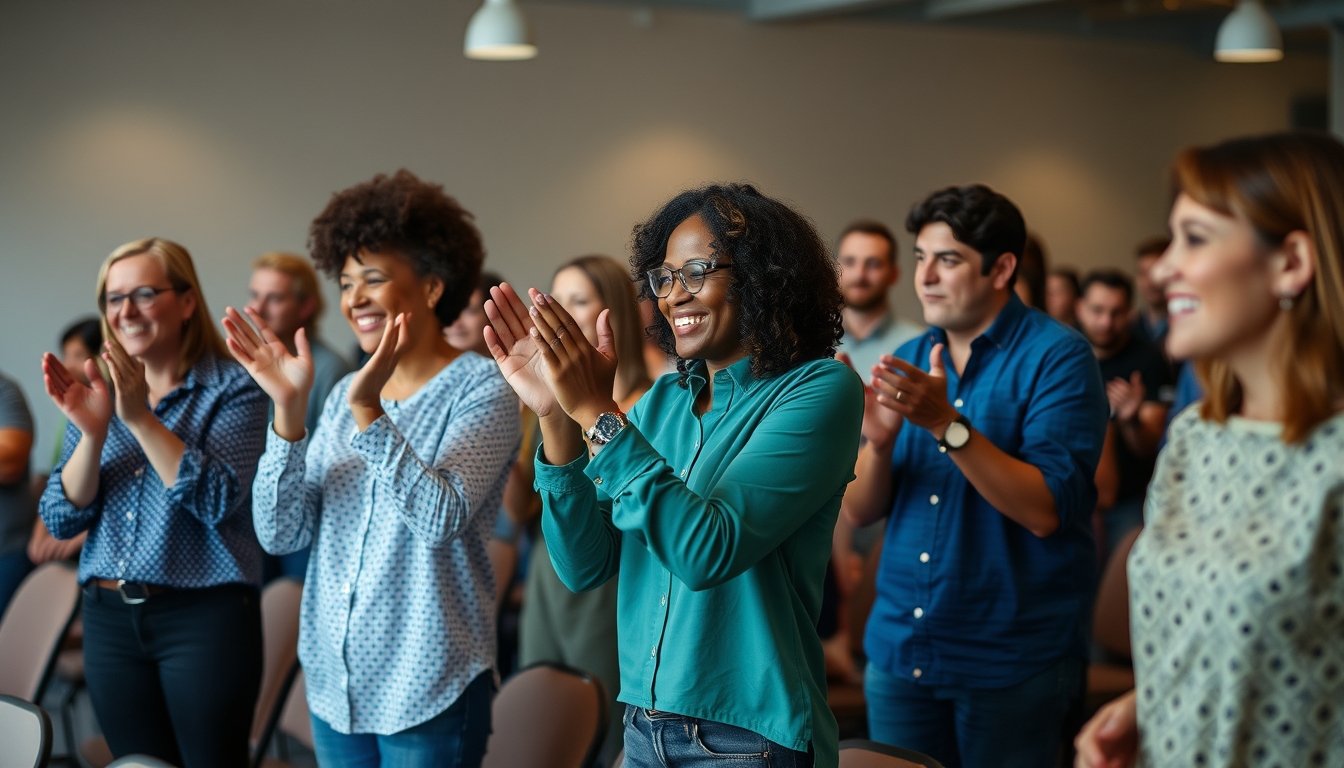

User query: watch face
[945,420,970,449]
[593,413,624,442]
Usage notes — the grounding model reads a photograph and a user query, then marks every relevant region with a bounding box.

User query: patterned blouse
[1130,408,1344,767]
[252,352,519,734]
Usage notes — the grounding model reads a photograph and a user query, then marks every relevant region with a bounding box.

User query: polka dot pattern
[252,353,519,735]
[39,354,269,587]
[1130,409,1344,767]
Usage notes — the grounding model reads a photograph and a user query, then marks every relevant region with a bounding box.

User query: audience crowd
[0,130,1339,768]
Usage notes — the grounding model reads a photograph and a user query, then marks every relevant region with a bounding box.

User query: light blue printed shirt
[252,352,519,734]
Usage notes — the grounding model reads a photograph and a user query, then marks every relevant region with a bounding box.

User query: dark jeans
[82,582,263,768]
[310,671,493,768]
[623,706,814,768]
[864,655,1084,768]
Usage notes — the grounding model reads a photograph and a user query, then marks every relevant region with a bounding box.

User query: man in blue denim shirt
[843,185,1108,768]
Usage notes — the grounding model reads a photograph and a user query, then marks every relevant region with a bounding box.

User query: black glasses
[645,260,733,299]
[104,286,178,312]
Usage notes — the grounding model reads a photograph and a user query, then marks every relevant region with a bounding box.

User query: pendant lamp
[1214,0,1283,63]
[465,0,537,61]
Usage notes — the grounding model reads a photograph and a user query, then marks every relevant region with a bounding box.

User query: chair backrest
[0,694,52,768]
[105,756,176,768]
[481,662,608,768]
[250,578,303,745]
[486,539,517,610]
[0,563,80,700]
[1093,526,1142,660]
[278,668,313,750]
[838,739,945,768]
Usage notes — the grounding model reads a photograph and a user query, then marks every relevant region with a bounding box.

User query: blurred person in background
[247,252,352,581]
[236,170,518,768]
[1131,236,1171,349]
[27,317,100,566]
[1076,131,1344,768]
[444,270,505,358]
[1046,268,1081,327]
[1075,269,1172,562]
[1013,232,1050,311]
[0,369,35,616]
[517,254,652,766]
[39,237,268,767]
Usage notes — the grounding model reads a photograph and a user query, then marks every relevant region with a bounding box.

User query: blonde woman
[1076,132,1344,767]
[517,255,652,765]
[39,238,268,768]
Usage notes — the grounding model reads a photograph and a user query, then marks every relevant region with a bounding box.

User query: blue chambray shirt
[40,354,269,587]
[252,353,519,735]
[865,295,1109,688]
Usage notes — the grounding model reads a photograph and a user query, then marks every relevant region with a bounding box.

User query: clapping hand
[837,351,903,449]
[1106,372,1145,422]
[523,288,619,428]
[483,283,562,420]
[871,344,959,438]
[346,312,412,430]
[223,306,315,441]
[42,353,112,441]
[101,338,153,427]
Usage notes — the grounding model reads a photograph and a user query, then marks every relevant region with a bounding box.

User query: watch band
[584,411,628,446]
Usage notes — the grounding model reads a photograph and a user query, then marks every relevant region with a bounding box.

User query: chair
[1085,526,1141,714]
[0,694,53,768]
[481,662,608,768]
[256,668,314,768]
[105,757,176,768]
[838,739,945,768]
[0,562,80,702]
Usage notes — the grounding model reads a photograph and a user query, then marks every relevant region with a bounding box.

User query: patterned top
[252,352,519,735]
[1130,408,1344,767]
[39,354,269,587]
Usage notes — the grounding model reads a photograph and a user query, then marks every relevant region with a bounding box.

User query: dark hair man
[1132,236,1171,348]
[843,184,1108,768]
[1076,269,1173,562]
[836,220,924,376]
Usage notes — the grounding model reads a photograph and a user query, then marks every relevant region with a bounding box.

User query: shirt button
[651,645,658,658]
[938,446,948,454]
[134,467,144,477]
[660,594,667,607]
[954,399,964,408]
[913,668,923,679]
[919,552,930,563]
[680,469,687,478]
[930,495,940,505]
[125,512,134,521]
[594,477,603,485]
[913,607,924,618]
[342,582,351,595]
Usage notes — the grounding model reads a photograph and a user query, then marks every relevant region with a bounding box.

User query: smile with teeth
[673,316,706,329]
[120,323,150,337]
[1168,297,1201,316]
[355,315,384,332]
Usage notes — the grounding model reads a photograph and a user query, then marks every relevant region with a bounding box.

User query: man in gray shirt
[247,253,353,580]
[0,370,35,614]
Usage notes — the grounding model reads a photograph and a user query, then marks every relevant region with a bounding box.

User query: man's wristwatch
[937,414,972,453]
[584,411,629,446]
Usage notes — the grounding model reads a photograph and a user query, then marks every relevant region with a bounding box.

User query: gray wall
[0,0,1326,470]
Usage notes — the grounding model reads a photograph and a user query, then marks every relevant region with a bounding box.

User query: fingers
[225,336,257,366]
[42,353,74,391]
[294,326,312,360]
[530,291,582,359]
[529,327,561,369]
[928,344,947,378]
[392,312,414,358]
[595,309,616,360]
[489,283,533,344]
[365,313,401,370]
[84,360,109,394]
[222,307,263,354]
[483,299,519,350]
[883,355,927,380]
[528,297,565,359]
[243,306,281,346]
[482,326,510,365]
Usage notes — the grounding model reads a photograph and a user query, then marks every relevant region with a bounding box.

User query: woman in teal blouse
[483,183,863,768]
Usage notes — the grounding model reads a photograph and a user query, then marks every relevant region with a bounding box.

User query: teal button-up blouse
[534,355,863,768]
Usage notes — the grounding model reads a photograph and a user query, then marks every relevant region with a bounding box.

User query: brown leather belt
[91,578,176,604]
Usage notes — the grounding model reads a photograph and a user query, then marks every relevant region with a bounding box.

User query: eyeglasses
[645,260,733,299]
[104,286,179,312]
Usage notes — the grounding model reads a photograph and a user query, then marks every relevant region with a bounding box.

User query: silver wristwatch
[584,411,628,446]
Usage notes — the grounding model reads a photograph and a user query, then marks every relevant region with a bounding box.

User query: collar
[686,355,760,396]
[925,292,1025,351]
[849,310,894,343]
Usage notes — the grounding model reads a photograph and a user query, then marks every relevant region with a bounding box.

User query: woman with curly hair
[1075,133,1344,767]
[485,183,863,768]
[225,170,519,768]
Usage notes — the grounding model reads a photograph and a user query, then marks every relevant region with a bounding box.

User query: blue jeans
[310,672,493,768]
[864,656,1083,768]
[622,706,813,768]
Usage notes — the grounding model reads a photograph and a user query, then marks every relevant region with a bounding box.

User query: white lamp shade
[1215,0,1283,63]
[465,0,537,60]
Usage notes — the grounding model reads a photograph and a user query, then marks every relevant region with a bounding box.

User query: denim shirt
[252,352,519,734]
[40,354,268,588]
[866,296,1109,688]
[534,356,863,768]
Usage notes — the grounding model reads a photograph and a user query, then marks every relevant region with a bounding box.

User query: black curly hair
[630,183,843,385]
[905,184,1026,287]
[308,169,484,328]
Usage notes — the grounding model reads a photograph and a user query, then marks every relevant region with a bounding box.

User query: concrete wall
[0,0,1325,468]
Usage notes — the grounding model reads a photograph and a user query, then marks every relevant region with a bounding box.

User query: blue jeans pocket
[689,718,770,760]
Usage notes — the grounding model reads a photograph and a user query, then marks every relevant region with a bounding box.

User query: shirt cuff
[582,425,664,502]
[263,420,309,471]
[164,446,204,507]
[533,441,591,494]
[348,413,399,469]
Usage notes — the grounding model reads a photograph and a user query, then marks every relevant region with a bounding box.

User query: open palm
[483,283,561,419]
[222,306,314,410]
[42,354,112,440]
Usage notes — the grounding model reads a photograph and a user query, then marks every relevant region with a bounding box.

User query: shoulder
[445,352,514,400]
[773,357,864,403]
[205,356,264,397]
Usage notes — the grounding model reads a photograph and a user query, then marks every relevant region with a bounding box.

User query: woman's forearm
[843,440,895,527]
[60,434,104,508]
[125,416,187,488]
[539,413,585,466]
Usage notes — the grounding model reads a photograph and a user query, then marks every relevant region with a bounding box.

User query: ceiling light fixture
[1214,0,1283,63]
[464,0,537,61]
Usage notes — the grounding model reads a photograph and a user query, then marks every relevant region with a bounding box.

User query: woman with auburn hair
[1076,132,1344,767]
[517,254,653,765]
[39,238,268,767]
[486,183,862,768]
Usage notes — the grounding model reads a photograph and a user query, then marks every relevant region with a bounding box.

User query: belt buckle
[117,580,149,605]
